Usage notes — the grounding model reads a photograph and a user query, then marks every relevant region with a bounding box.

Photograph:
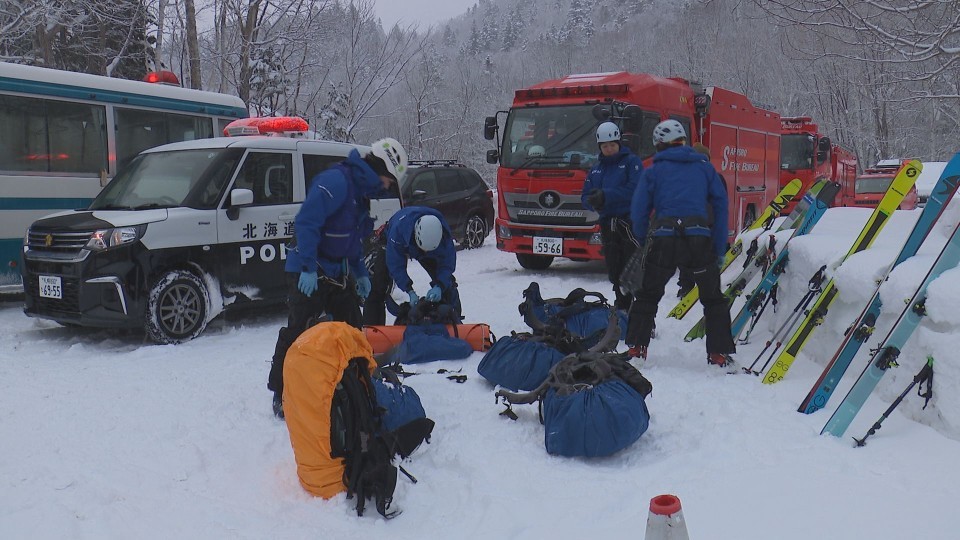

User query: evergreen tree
[501,4,526,51]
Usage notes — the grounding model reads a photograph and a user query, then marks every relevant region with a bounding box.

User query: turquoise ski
[683,180,835,341]
[800,153,960,414]
[822,218,960,437]
[729,182,841,341]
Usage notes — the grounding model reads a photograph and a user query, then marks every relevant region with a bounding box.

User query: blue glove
[298,271,318,296]
[408,290,419,306]
[426,285,442,302]
[356,276,371,299]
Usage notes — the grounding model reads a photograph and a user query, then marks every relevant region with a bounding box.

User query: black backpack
[330,357,435,518]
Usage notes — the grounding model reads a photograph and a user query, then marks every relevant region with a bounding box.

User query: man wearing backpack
[362,206,461,325]
[269,138,409,419]
[625,120,736,369]
[582,121,643,309]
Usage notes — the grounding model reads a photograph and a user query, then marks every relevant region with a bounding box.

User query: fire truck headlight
[589,232,603,245]
[498,224,512,239]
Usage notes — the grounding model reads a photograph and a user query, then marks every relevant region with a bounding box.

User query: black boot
[272,391,284,420]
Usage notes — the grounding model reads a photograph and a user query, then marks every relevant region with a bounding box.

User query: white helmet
[527,144,546,157]
[596,122,621,143]
[652,120,686,145]
[370,137,409,182]
[415,214,443,251]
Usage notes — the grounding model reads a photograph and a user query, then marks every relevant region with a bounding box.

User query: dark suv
[401,160,495,249]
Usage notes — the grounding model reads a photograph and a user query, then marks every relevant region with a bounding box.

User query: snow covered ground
[3,204,960,539]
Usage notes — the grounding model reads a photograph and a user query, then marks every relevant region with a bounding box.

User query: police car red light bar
[223,116,309,136]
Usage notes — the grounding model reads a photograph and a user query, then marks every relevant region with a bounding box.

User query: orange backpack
[283,322,434,517]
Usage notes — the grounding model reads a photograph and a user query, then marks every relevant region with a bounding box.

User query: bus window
[115,108,214,169]
[0,94,107,174]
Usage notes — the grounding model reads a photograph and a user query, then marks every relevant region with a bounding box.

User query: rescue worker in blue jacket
[625,120,736,369]
[269,138,409,418]
[581,121,643,309]
[362,206,460,325]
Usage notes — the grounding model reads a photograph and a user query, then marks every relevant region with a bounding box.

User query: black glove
[587,189,605,211]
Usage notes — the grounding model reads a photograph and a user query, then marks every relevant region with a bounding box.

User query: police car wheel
[145,270,209,344]
[461,214,487,249]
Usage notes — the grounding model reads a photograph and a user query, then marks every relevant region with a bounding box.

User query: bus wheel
[516,253,554,270]
[145,270,209,344]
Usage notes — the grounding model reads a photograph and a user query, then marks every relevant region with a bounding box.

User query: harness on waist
[652,215,711,237]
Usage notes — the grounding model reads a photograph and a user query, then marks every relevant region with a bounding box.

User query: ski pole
[752,290,818,375]
[743,288,814,373]
[745,266,826,375]
[853,356,934,447]
[738,283,777,344]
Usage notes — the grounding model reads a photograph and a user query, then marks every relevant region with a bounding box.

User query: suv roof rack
[409,159,465,168]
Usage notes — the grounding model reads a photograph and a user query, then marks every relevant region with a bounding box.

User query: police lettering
[240,243,288,264]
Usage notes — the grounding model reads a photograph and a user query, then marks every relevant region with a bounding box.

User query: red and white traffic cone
[644,494,690,540]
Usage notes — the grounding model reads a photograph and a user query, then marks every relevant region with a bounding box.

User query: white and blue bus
[0,62,248,290]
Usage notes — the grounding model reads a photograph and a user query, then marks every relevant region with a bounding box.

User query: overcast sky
[373,0,475,29]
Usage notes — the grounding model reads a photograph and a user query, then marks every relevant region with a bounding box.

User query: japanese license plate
[532,236,562,255]
[39,275,62,299]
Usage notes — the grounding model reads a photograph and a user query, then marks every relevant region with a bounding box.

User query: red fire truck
[779,116,858,210]
[483,71,781,270]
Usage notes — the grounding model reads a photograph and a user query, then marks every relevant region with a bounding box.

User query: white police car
[21,117,401,343]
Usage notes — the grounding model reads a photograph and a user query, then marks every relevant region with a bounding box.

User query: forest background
[1,0,957,175]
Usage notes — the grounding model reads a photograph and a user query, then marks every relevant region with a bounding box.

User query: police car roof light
[223,116,309,137]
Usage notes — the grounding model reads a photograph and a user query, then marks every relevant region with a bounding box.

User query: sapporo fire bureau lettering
[721,146,761,172]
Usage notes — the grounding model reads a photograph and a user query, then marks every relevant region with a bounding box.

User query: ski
[822,219,960,437]
[799,153,960,414]
[667,178,804,320]
[685,181,839,342]
[728,181,841,341]
[761,160,922,385]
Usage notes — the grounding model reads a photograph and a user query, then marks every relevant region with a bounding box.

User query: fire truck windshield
[501,105,599,169]
[780,133,815,170]
[856,176,893,194]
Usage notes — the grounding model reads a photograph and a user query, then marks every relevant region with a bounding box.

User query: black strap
[918,358,934,410]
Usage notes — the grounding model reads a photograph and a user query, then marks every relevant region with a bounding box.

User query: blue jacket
[630,145,729,256]
[581,146,643,220]
[385,206,456,293]
[286,149,384,279]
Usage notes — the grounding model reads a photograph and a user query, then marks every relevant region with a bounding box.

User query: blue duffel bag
[477,334,566,392]
[543,379,650,457]
[394,323,473,364]
[495,351,652,458]
[521,282,628,348]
